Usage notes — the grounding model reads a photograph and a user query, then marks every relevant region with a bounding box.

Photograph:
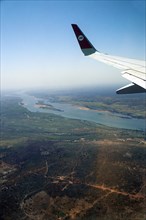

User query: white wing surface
[71,24,146,94]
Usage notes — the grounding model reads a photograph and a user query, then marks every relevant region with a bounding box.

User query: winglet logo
[78,35,84,41]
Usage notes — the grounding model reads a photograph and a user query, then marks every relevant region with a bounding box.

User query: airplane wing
[71,24,146,94]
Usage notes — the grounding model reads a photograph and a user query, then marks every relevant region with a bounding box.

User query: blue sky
[1,0,145,90]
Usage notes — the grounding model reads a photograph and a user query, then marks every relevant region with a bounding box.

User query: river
[20,92,145,131]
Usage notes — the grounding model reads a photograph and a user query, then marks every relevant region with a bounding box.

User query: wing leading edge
[71,24,146,94]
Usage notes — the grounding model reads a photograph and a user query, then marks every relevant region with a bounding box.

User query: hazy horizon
[1,1,145,90]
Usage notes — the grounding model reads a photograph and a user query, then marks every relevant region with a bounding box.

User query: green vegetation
[74,93,145,119]
[31,91,145,118]
[0,94,146,220]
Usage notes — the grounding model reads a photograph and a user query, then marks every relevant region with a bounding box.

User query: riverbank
[20,92,145,131]
[1,95,145,220]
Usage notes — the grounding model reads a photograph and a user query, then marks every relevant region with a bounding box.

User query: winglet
[71,24,97,56]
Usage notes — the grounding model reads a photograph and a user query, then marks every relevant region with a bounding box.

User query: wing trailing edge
[116,83,146,94]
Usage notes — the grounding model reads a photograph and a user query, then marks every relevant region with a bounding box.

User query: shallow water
[20,93,145,131]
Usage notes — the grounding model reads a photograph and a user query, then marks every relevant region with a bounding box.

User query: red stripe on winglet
[72,24,93,49]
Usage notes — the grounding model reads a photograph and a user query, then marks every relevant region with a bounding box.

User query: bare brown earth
[1,138,145,220]
[1,95,146,220]
[1,135,146,220]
